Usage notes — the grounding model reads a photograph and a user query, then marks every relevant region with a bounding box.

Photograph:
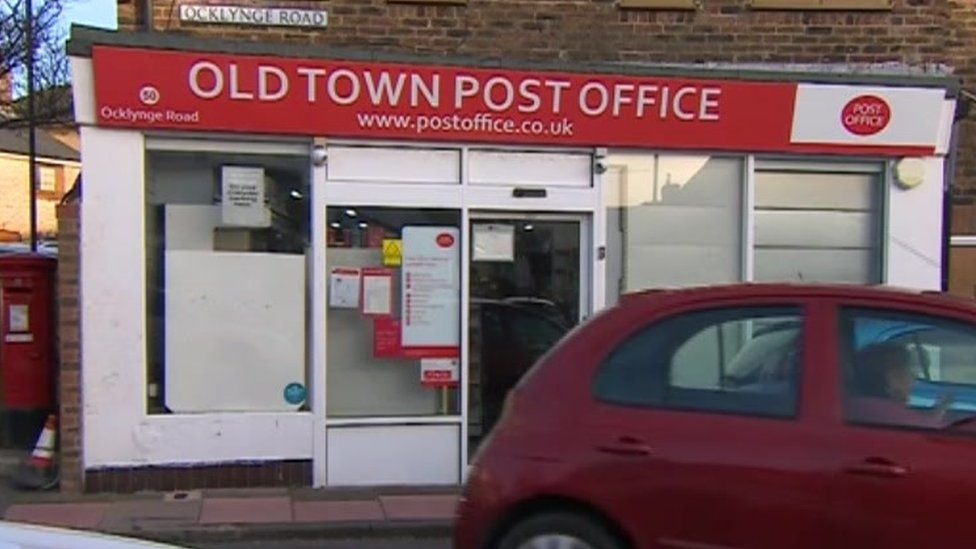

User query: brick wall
[0,73,11,105]
[949,0,976,232]
[56,203,81,493]
[123,0,950,65]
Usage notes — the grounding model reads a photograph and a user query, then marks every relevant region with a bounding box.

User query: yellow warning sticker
[382,238,402,266]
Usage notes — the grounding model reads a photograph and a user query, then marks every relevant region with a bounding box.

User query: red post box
[0,253,57,413]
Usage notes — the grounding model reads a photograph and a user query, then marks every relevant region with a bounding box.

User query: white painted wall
[885,157,945,290]
[80,126,315,468]
[69,57,95,125]
[80,126,147,466]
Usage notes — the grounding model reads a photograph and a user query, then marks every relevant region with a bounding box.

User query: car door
[583,299,832,549]
[828,304,976,548]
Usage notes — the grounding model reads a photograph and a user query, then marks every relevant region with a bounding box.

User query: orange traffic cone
[10,414,59,491]
[27,414,57,470]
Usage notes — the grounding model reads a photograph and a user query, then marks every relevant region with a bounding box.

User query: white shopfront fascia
[70,49,956,486]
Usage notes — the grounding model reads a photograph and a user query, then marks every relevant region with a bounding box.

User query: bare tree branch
[0,0,72,129]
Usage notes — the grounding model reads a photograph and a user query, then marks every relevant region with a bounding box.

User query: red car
[455,284,976,549]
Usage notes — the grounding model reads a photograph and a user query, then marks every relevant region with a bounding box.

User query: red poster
[373,316,402,358]
[90,46,943,156]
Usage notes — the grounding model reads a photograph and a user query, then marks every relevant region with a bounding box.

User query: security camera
[311,145,327,167]
[594,160,608,175]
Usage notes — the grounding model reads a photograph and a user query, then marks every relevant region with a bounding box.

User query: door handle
[596,436,652,457]
[843,457,908,478]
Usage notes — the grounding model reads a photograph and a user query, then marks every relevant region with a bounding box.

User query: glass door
[467,213,589,454]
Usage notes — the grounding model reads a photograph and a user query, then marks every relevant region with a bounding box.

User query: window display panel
[754,168,881,284]
[326,207,461,418]
[146,150,310,414]
[605,153,743,303]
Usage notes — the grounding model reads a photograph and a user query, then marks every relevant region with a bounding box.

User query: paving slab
[99,498,201,532]
[4,502,111,529]
[293,499,385,523]
[379,494,459,521]
[199,496,292,525]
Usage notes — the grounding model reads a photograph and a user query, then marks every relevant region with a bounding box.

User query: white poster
[329,267,361,309]
[401,226,460,350]
[473,223,515,262]
[8,304,28,332]
[221,165,271,227]
[362,268,393,316]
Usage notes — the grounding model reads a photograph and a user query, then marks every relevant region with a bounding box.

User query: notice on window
[401,226,460,357]
[382,238,402,266]
[472,223,515,262]
[8,304,28,333]
[421,358,459,388]
[221,165,270,227]
[373,316,403,358]
[362,267,394,316]
[329,267,361,309]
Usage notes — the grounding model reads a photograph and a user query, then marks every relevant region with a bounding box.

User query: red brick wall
[122,0,949,65]
[56,203,81,493]
[0,73,11,105]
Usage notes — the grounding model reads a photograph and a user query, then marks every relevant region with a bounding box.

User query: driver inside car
[848,342,953,429]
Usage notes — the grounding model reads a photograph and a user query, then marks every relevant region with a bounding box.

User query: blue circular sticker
[284,383,307,405]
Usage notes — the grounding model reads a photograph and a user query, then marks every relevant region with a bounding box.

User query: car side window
[840,307,976,432]
[593,306,803,418]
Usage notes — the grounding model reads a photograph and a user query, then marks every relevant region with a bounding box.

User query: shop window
[753,165,882,284]
[326,207,461,418]
[145,150,310,414]
[604,153,743,304]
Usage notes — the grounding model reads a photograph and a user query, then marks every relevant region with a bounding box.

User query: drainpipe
[942,93,972,292]
[26,0,37,252]
[143,0,153,31]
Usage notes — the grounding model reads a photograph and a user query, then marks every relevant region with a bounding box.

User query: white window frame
[319,139,601,484]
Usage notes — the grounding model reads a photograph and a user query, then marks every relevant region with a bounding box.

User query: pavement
[0,484,459,546]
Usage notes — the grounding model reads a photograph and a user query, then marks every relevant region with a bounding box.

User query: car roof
[618,283,976,313]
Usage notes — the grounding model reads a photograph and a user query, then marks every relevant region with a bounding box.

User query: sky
[60,0,117,36]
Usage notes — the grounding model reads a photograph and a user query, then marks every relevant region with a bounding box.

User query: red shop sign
[91,46,946,156]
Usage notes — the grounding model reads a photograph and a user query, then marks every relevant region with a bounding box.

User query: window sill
[619,0,697,9]
[748,0,892,10]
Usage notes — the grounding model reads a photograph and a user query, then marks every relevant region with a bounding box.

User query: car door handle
[596,436,653,457]
[843,457,908,478]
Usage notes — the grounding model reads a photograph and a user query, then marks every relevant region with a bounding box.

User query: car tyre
[495,511,624,549]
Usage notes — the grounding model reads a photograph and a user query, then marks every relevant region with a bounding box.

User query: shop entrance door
[467,213,589,453]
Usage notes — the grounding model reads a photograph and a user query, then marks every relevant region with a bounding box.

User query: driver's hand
[935,393,956,417]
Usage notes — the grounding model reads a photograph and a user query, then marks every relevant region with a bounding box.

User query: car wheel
[496,511,624,549]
